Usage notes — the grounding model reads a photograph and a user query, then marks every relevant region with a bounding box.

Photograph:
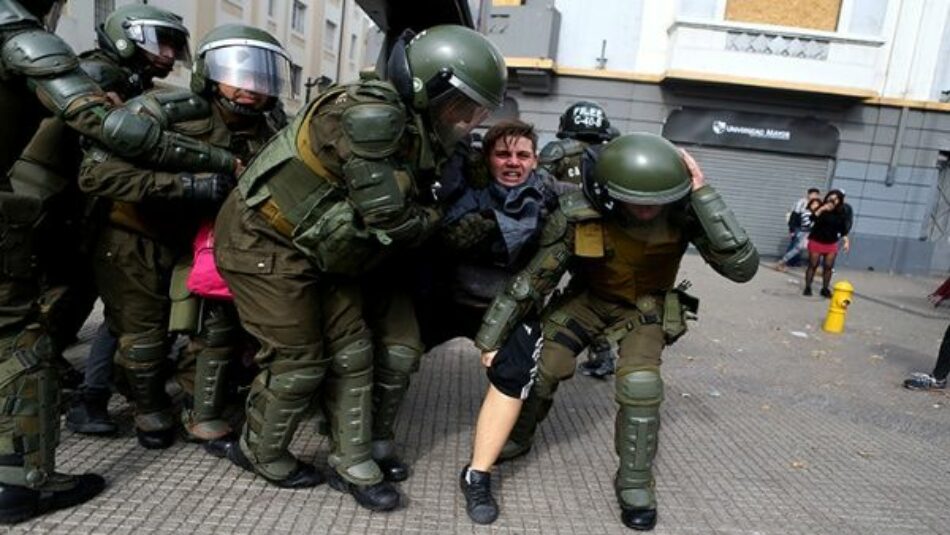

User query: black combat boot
[460,466,498,524]
[621,507,657,531]
[327,470,400,511]
[136,428,176,450]
[226,441,324,488]
[372,440,409,482]
[0,472,106,524]
[66,388,117,435]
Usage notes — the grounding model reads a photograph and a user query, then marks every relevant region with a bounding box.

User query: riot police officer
[79,24,291,452]
[212,25,506,511]
[7,3,194,437]
[459,133,759,530]
[540,100,620,378]
[176,24,292,450]
[0,0,236,523]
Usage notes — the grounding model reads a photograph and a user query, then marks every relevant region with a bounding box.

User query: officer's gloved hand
[179,173,236,205]
[441,212,497,250]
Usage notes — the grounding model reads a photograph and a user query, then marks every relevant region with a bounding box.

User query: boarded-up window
[725,0,842,32]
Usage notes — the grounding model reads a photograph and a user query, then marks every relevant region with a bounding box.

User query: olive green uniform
[0,0,233,494]
[214,81,442,486]
[475,187,758,513]
[80,92,269,438]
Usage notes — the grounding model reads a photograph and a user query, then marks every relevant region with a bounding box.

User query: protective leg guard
[371,344,421,441]
[614,368,663,511]
[243,356,327,481]
[498,367,559,462]
[115,334,173,433]
[324,338,381,486]
[186,346,232,441]
[0,326,58,487]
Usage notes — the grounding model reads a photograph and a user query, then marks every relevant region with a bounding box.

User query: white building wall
[537,0,950,103]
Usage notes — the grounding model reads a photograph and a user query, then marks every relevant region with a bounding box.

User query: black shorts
[487,319,543,400]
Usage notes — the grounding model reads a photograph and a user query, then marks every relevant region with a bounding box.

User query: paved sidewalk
[14,254,950,534]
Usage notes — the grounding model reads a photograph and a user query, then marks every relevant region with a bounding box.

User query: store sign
[663,108,839,157]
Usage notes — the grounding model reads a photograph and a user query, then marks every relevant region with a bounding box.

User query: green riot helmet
[97,4,190,77]
[557,101,614,143]
[191,24,292,115]
[586,133,692,212]
[396,25,507,152]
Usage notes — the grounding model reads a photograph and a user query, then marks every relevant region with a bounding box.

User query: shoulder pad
[347,79,401,105]
[2,29,78,77]
[341,99,406,159]
[125,89,210,129]
[539,141,565,164]
[79,56,128,93]
[559,190,602,222]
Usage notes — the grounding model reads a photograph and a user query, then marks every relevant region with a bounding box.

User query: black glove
[440,212,498,250]
[179,173,236,205]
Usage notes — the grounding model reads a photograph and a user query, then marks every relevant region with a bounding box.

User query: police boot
[327,467,400,512]
[370,345,421,483]
[227,436,323,488]
[65,387,117,435]
[238,356,326,488]
[0,472,106,525]
[615,369,662,532]
[117,337,176,449]
[372,440,409,483]
[325,339,400,511]
[498,373,558,463]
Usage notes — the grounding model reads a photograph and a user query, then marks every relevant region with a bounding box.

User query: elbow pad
[690,185,751,251]
[100,108,234,173]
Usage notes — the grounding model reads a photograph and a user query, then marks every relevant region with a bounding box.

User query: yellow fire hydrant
[822,280,854,334]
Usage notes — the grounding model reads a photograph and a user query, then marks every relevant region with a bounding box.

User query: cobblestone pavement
[10,254,950,534]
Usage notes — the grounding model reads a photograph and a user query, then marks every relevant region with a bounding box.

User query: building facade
[55,0,377,112]
[487,0,950,274]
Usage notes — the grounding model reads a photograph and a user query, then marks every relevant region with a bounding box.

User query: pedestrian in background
[903,323,950,390]
[804,189,851,297]
[776,187,820,269]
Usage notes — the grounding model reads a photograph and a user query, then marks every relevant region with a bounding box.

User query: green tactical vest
[540,138,589,185]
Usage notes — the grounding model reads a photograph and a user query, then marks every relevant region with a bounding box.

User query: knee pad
[199,306,240,348]
[615,368,663,407]
[266,365,326,398]
[330,338,373,376]
[116,334,167,369]
[376,344,421,376]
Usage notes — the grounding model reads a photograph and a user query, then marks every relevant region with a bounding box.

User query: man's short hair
[481,120,538,159]
[807,187,820,195]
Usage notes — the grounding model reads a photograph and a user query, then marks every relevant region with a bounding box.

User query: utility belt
[603,282,699,345]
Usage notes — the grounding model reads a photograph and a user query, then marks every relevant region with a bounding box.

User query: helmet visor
[429,88,490,152]
[126,22,191,64]
[202,45,291,98]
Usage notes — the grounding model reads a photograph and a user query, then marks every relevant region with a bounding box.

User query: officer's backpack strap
[294,89,344,183]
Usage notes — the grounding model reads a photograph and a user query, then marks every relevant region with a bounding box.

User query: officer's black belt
[564,318,592,346]
[553,332,585,354]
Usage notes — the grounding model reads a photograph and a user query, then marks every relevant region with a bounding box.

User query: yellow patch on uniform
[575,222,605,257]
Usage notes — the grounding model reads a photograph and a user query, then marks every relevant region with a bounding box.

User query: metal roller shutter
[678,145,832,258]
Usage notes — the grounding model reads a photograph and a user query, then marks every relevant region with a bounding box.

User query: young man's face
[808,190,821,201]
[488,136,537,188]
